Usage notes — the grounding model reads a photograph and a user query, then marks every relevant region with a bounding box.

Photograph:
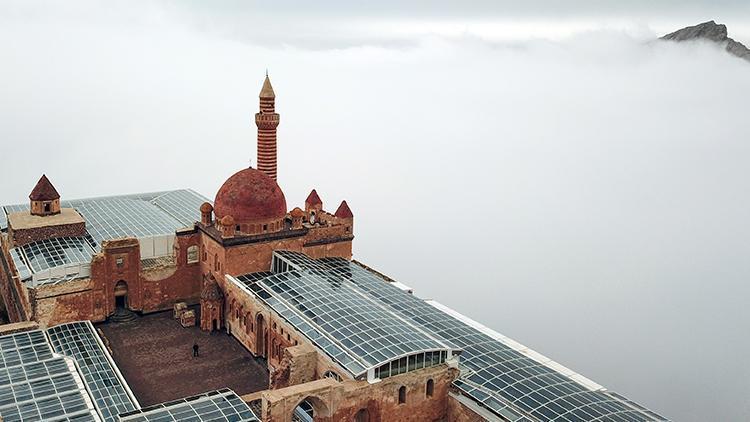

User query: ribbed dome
[214,167,287,223]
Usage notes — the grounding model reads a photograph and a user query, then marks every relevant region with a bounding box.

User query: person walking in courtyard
[192,342,199,357]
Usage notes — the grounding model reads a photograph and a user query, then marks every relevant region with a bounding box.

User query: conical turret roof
[260,75,275,98]
[334,200,353,218]
[29,174,60,201]
[305,189,322,206]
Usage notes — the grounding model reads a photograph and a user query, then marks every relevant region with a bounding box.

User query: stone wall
[33,278,101,327]
[303,240,352,260]
[206,231,352,278]
[10,221,86,247]
[223,236,304,276]
[270,343,318,389]
[25,233,203,327]
[0,321,38,335]
[261,364,459,422]
[140,232,202,313]
[0,237,31,322]
[447,392,490,422]
[303,224,347,243]
[200,234,228,281]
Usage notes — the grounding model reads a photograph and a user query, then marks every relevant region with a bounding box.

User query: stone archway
[292,396,331,421]
[355,408,370,422]
[256,313,267,358]
[114,280,128,309]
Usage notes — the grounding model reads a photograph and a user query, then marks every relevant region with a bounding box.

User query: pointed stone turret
[260,74,276,99]
[305,189,322,207]
[304,189,323,224]
[29,174,61,216]
[334,200,354,235]
[255,74,280,181]
[334,200,353,219]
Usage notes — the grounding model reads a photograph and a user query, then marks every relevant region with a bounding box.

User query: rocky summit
[661,20,750,62]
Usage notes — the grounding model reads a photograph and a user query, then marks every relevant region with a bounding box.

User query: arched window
[323,370,342,382]
[187,245,199,264]
[214,254,219,271]
[355,409,369,422]
[398,386,406,404]
[426,379,434,397]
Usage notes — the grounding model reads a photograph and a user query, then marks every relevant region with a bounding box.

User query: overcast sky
[1,2,749,421]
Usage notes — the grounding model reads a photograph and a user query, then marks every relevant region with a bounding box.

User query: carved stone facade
[200,273,223,331]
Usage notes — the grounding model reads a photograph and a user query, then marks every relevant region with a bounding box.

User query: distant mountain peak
[661,21,750,62]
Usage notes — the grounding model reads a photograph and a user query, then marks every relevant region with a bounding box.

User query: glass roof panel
[0,330,99,422]
[268,254,668,422]
[47,321,138,421]
[21,236,96,273]
[150,189,208,229]
[118,389,258,422]
[235,257,456,377]
[2,189,209,252]
[2,189,210,285]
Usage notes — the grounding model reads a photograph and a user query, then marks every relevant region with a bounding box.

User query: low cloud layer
[1,3,749,421]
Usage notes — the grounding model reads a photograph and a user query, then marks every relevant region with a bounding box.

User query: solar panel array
[118,389,259,422]
[2,189,209,285]
[0,330,100,422]
[259,253,668,422]
[235,252,457,378]
[47,322,138,421]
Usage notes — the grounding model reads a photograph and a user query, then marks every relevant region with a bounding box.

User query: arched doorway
[292,396,330,422]
[295,400,314,421]
[255,313,267,358]
[355,409,370,422]
[114,281,128,309]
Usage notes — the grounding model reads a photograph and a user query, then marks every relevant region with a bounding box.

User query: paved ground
[97,308,269,406]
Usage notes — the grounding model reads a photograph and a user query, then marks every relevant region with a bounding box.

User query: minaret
[255,74,280,181]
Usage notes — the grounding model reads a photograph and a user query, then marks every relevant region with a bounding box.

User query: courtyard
[97,308,269,406]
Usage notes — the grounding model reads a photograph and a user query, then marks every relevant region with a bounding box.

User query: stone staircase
[110,307,138,323]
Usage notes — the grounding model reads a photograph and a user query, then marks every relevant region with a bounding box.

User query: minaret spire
[255,73,280,180]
